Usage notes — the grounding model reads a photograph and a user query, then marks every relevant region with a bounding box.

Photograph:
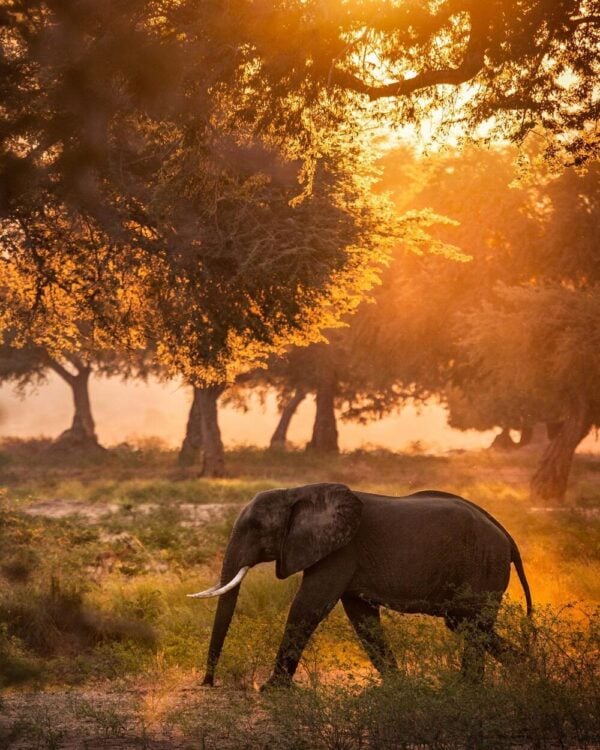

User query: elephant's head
[192,482,362,685]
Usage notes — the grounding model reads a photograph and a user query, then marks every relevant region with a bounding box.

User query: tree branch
[64,352,89,374]
[44,353,76,384]
[569,15,600,26]
[329,6,487,101]
[331,56,484,100]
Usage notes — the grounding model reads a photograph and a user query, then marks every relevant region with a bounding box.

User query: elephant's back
[355,490,511,551]
[356,490,507,534]
[352,490,512,606]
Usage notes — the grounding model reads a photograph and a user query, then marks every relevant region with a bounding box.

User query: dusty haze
[1,375,598,454]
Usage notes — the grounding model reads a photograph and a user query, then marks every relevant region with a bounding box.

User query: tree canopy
[226,0,600,164]
[1,0,598,499]
[1,0,400,383]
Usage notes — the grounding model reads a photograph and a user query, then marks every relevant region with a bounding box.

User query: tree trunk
[50,362,102,452]
[269,388,306,450]
[179,388,204,466]
[489,427,516,451]
[546,421,564,441]
[307,377,339,454]
[518,422,548,449]
[198,385,226,477]
[530,398,592,505]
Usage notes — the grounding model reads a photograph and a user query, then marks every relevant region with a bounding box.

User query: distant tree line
[1,146,598,505]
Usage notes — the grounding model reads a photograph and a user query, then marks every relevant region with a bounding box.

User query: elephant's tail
[511,541,533,617]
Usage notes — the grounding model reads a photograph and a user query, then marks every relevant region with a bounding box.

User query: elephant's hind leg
[482,628,522,666]
[460,628,487,682]
[445,615,486,682]
[458,622,522,681]
[446,596,514,682]
[342,595,398,677]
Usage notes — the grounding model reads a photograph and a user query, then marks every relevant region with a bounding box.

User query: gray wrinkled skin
[201,483,532,689]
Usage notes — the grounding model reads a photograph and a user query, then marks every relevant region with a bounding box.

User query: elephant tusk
[187,566,250,599]
[186,582,225,599]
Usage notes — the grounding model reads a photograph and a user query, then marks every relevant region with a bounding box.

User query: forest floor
[0,439,598,749]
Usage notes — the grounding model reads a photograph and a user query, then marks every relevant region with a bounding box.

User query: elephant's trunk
[202,586,241,686]
[201,538,246,686]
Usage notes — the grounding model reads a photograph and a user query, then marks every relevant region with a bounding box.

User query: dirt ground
[1,680,255,749]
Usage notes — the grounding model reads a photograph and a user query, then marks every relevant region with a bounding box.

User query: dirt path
[21,501,239,525]
[1,681,262,749]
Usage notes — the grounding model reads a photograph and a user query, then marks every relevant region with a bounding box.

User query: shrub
[0,578,156,660]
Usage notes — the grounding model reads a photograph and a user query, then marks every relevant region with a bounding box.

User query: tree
[1,133,391,381]
[43,353,100,451]
[3,1,597,481]
[444,385,548,450]
[0,335,149,451]
[298,343,341,454]
[178,384,226,476]
[265,144,598,504]
[434,155,600,502]
[397,145,544,449]
[255,344,344,453]
[0,1,394,388]
[397,148,599,501]
[179,389,206,468]
[269,387,307,450]
[250,205,463,454]
[1,14,394,474]
[460,285,600,503]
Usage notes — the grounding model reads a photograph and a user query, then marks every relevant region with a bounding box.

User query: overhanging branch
[328,6,487,101]
[330,54,484,100]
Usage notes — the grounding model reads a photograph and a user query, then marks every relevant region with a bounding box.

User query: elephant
[189,483,532,689]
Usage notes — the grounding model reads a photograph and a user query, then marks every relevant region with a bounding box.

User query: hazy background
[2,375,598,453]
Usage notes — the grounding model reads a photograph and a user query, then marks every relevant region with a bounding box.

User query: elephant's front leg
[263,548,356,690]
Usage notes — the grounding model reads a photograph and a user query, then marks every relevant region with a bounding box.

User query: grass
[0,439,598,747]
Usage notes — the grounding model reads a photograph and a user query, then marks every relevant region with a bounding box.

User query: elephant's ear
[276,484,362,579]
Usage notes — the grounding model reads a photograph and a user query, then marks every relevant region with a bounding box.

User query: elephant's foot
[260,672,294,692]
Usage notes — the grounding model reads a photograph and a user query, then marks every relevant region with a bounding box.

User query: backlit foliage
[2,0,597,383]
[233,0,600,164]
[0,1,402,383]
[0,142,395,383]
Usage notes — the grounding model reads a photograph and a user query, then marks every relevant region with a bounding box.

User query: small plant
[70,697,131,740]
[0,624,40,688]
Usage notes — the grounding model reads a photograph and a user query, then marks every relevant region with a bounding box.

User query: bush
[0,624,40,688]
[0,578,155,663]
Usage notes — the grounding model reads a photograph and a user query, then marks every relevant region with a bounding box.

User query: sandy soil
[0,678,267,750]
